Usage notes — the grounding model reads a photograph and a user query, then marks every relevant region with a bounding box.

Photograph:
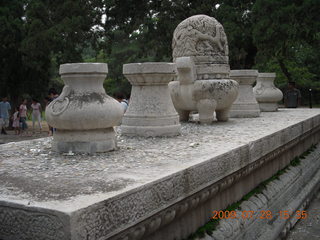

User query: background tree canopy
[0,0,319,106]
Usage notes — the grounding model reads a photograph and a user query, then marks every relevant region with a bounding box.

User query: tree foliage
[0,0,319,105]
[0,0,100,105]
[252,0,320,85]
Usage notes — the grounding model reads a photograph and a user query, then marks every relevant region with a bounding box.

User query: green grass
[184,144,317,240]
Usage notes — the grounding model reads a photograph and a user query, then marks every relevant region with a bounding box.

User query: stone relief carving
[172,15,229,63]
[121,62,180,137]
[72,128,320,240]
[0,207,66,240]
[50,86,71,116]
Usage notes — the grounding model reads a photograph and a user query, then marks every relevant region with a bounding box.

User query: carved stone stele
[229,70,261,118]
[121,62,181,137]
[253,73,283,112]
[169,15,238,123]
[46,63,124,153]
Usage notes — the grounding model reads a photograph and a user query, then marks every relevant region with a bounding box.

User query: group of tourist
[0,97,43,135]
[0,88,61,136]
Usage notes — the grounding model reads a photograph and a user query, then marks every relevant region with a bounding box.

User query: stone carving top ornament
[172,15,229,64]
[169,15,238,123]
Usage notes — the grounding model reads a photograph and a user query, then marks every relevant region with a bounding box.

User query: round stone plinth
[229,104,261,117]
[121,124,181,137]
[258,103,279,112]
[52,128,117,154]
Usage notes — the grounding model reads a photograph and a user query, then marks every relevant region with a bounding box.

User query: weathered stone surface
[229,70,260,118]
[0,109,320,240]
[200,144,320,240]
[169,15,238,124]
[121,62,180,137]
[253,72,283,112]
[45,63,124,153]
[286,190,320,239]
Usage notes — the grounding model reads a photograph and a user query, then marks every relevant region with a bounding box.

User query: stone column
[121,62,181,137]
[229,70,260,118]
[253,73,283,112]
[45,63,124,153]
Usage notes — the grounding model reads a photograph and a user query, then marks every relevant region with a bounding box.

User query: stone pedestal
[229,70,260,118]
[253,73,283,112]
[121,62,180,137]
[45,63,123,153]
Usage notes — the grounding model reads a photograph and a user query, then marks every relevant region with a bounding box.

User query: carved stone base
[259,102,279,112]
[121,122,181,137]
[230,103,261,118]
[52,128,116,153]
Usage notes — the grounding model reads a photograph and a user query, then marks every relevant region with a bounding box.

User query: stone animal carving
[169,15,238,123]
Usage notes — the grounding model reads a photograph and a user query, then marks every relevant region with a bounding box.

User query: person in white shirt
[31,98,42,133]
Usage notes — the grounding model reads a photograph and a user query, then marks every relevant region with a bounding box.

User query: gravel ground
[0,120,49,144]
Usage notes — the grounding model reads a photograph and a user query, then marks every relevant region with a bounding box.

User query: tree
[0,0,25,105]
[215,0,257,69]
[0,0,102,105]
[252,0,320,83]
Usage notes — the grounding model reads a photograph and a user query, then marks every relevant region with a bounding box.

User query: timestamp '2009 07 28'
[211,210,308,220]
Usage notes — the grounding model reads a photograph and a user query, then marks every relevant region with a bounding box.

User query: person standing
[12,107,20,135]
[284,82,302,108]
[0,96,11,135]
[19,99,29,135]
[48,88,59,101]
[31,98,42,133]
[114,93,129,113]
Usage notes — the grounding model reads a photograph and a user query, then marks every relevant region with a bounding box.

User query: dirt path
[0,120,50,144]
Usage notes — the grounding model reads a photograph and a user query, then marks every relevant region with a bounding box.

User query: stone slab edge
[204,143,320,240]
[0,201,71,240]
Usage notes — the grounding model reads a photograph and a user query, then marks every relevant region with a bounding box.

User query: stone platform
[0,109,320,240]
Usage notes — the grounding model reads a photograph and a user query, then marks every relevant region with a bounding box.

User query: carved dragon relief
[172,15,228,61]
